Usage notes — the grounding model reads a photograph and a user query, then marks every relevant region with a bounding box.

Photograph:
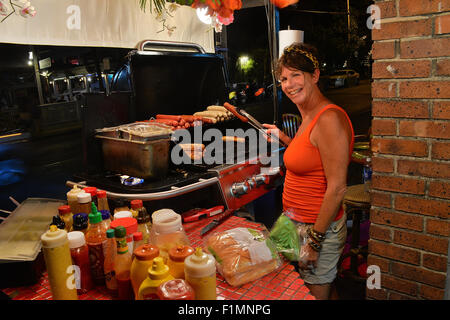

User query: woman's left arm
[297,109,353,269]
[312,109,352,234]
[297,109,352,269]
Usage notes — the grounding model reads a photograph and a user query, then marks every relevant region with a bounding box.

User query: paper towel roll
[278,30,304,58]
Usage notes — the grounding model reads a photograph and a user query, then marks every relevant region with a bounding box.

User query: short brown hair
[275,43,320,79]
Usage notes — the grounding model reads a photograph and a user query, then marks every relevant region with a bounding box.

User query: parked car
[324,69,360,88]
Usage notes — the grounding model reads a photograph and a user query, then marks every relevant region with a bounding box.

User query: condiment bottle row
[42,201,217,300]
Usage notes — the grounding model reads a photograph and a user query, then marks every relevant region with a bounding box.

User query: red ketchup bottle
[67,231,94,295]
[156,279,195,300]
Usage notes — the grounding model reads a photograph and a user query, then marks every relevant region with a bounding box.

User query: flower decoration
[1,0,37,23]
[19,1,36,17]
[138,0,298,34]
[269,0,298,9]
[139,0,241,33]
[0,1,8,16]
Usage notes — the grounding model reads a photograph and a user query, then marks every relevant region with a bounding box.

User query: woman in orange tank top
[263,43,354,300]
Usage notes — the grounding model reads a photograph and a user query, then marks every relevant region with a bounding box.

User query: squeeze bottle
[110,217,138,254]
[41,225,78,300]
[96,190,110,212]
[67,231,93,295]
[130,244,159,297]
[58,205,73,232]
[77,192,92,215]
[114,226,134,300]
[66,185,83,215]
[137,257,174,300]
[85,202,107,285]
[167,245,194,279]
[101,210,112,229]
[184,247,217,300]
[72,213,88,234]
[149,209,190,262]
[103,228,118,295]
[51,215,66,230]
[132,200,151,243]
[83,186,98,206]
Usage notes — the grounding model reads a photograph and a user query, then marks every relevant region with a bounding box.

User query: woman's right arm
[262,124,292,146]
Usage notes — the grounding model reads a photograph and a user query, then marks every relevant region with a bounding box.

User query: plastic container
[110,217,138,256]
[114,226,134,300]
[96,190,110,212]
[41,225,78,300]
[149,209,190,262]
[114,211,133,220]
[167,245,194,279]
[184,247,216,300]
[85,203,107,285]
[101,210,112,230]
[66,185,83,215]
[67,231,93,295]
[132,200,152,244]
[77,192,92,215]
[58,205,73,232]
[157,279,195,300]
[0,198,66,289]
[103,228,117,295]
[72,213,88,234]
[130,244,159,297]
[137,256,174,300]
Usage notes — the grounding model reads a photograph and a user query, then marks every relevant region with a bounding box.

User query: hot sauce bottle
[67,231,94,295]
[85,203,107,285]
[114,226,134,300]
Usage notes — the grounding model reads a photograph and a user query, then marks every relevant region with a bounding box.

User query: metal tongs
[223,102,288,147]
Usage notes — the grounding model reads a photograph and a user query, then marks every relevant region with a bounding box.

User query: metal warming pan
[94,122,173,179]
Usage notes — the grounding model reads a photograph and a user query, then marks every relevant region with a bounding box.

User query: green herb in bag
[269,214,300,261]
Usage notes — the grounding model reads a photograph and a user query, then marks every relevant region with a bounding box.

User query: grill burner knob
[247,178,256,189]
[253,174,269,186]
[230,182,249,197]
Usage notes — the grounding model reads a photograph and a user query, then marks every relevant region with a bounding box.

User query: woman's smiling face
[279,67,318,105]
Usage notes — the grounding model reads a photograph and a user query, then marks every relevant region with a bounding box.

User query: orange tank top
[282,104,354,224]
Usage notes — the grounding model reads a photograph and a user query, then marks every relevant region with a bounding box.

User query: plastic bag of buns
[204,227,282,287]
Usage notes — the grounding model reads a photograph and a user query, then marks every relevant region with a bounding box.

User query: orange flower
[217,6,233,18]
[222,0,242,11]
[270,0,299,9]
[191,0,241,20]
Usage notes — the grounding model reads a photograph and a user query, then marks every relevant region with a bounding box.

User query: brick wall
[368,0,450,300]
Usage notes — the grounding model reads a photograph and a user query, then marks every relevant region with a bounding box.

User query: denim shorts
[290,214,347,285]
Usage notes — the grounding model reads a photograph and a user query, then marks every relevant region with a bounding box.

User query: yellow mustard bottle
[184,247,217,300]
[167,245,194,279]
[130,244,160,298]
[41,225,78,300]
[137,256,174,300]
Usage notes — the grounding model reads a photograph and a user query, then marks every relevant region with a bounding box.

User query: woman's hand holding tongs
[262,124,292,146]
